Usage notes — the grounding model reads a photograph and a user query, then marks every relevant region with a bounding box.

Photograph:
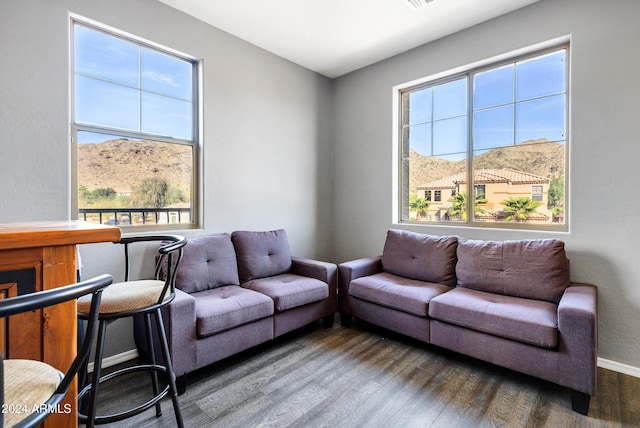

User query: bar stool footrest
[78,364,171,425]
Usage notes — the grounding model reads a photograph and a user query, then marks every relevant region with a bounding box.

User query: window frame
[70,17,201,231]
[395,41,569,232]
[531,185,544,202]
[474,185,486,199]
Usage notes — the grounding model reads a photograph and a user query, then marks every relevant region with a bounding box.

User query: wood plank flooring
[87,316,640,427]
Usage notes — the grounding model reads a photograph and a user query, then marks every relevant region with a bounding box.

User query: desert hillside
[78,138,563,196]
[409,139,565,193]
[77,139,192,193]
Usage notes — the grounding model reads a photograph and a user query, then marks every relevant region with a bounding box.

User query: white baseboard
[598,357,640,378]
[87,349,139,373]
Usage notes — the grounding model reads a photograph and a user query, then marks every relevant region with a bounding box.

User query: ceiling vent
[405,0,436,10]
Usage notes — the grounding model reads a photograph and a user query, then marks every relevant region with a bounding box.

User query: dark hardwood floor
[86,315,640,427]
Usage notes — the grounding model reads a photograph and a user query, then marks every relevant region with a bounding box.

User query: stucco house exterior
[415,168,551,222]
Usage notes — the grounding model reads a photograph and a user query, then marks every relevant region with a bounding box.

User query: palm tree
[409,197,430,220]
[448,192,488,221]
[500,196,542,222]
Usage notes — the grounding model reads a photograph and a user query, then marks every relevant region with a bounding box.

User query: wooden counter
[0,220,121,428]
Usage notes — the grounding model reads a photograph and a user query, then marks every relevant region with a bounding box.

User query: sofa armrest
[338,256,383,284]
[291,257,338,313]
[557,282,598,395]
[338,256,383,314]
[291,257,337,284]
[165,288,198,377]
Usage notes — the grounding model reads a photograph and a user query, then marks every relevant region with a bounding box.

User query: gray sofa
[135,229,337,392]
[338,229,598,414]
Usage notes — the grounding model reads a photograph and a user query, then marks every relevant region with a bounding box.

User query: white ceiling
[157,0,541,78]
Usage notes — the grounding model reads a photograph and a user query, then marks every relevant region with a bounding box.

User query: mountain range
[409,139,565,193]
[77,139,192,193]
[78,138,563,196]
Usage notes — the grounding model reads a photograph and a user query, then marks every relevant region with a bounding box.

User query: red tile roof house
[415,168,553,222]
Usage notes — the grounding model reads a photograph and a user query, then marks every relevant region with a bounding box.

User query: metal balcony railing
[78,208,191,225]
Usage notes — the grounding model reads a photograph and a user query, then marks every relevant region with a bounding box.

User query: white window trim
[69,15,202,231]
[392,36,570,232]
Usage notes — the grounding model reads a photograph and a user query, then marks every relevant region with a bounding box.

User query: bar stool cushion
[3,359,62,427]
[78,280,169,314]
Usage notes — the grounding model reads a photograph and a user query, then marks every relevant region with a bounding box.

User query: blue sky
[74,24,194,143]
[406,49,566,159]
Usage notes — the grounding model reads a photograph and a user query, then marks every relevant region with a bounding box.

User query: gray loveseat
[338,229,598,414]
[135,229,337,392]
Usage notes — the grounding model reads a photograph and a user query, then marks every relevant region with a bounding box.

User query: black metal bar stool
[0,274,112,428]
[77,235,186,428]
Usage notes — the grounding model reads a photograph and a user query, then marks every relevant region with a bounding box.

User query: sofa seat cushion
[456,238,569,304]
[429,287,559,349]
[382,229,458,286]
[194,286,274,338]
[349,272,452,317]
[242,273,329,312]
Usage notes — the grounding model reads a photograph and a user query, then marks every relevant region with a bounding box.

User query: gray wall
[0,0,333,357]
[332,0,640,370]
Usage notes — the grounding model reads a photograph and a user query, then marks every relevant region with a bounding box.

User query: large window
[72,21,198,228]
[400,46,567,228]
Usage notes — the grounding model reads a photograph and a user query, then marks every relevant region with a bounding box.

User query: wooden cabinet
[0,221,120,428]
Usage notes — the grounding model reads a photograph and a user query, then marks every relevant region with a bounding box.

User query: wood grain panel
[0,261,43,360]
[0,282,17,356]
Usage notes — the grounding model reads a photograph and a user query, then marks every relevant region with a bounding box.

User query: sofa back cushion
[381,229,458,286]
[231,229,292,283]
[456,238,570,304]
[175,234,240,293]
